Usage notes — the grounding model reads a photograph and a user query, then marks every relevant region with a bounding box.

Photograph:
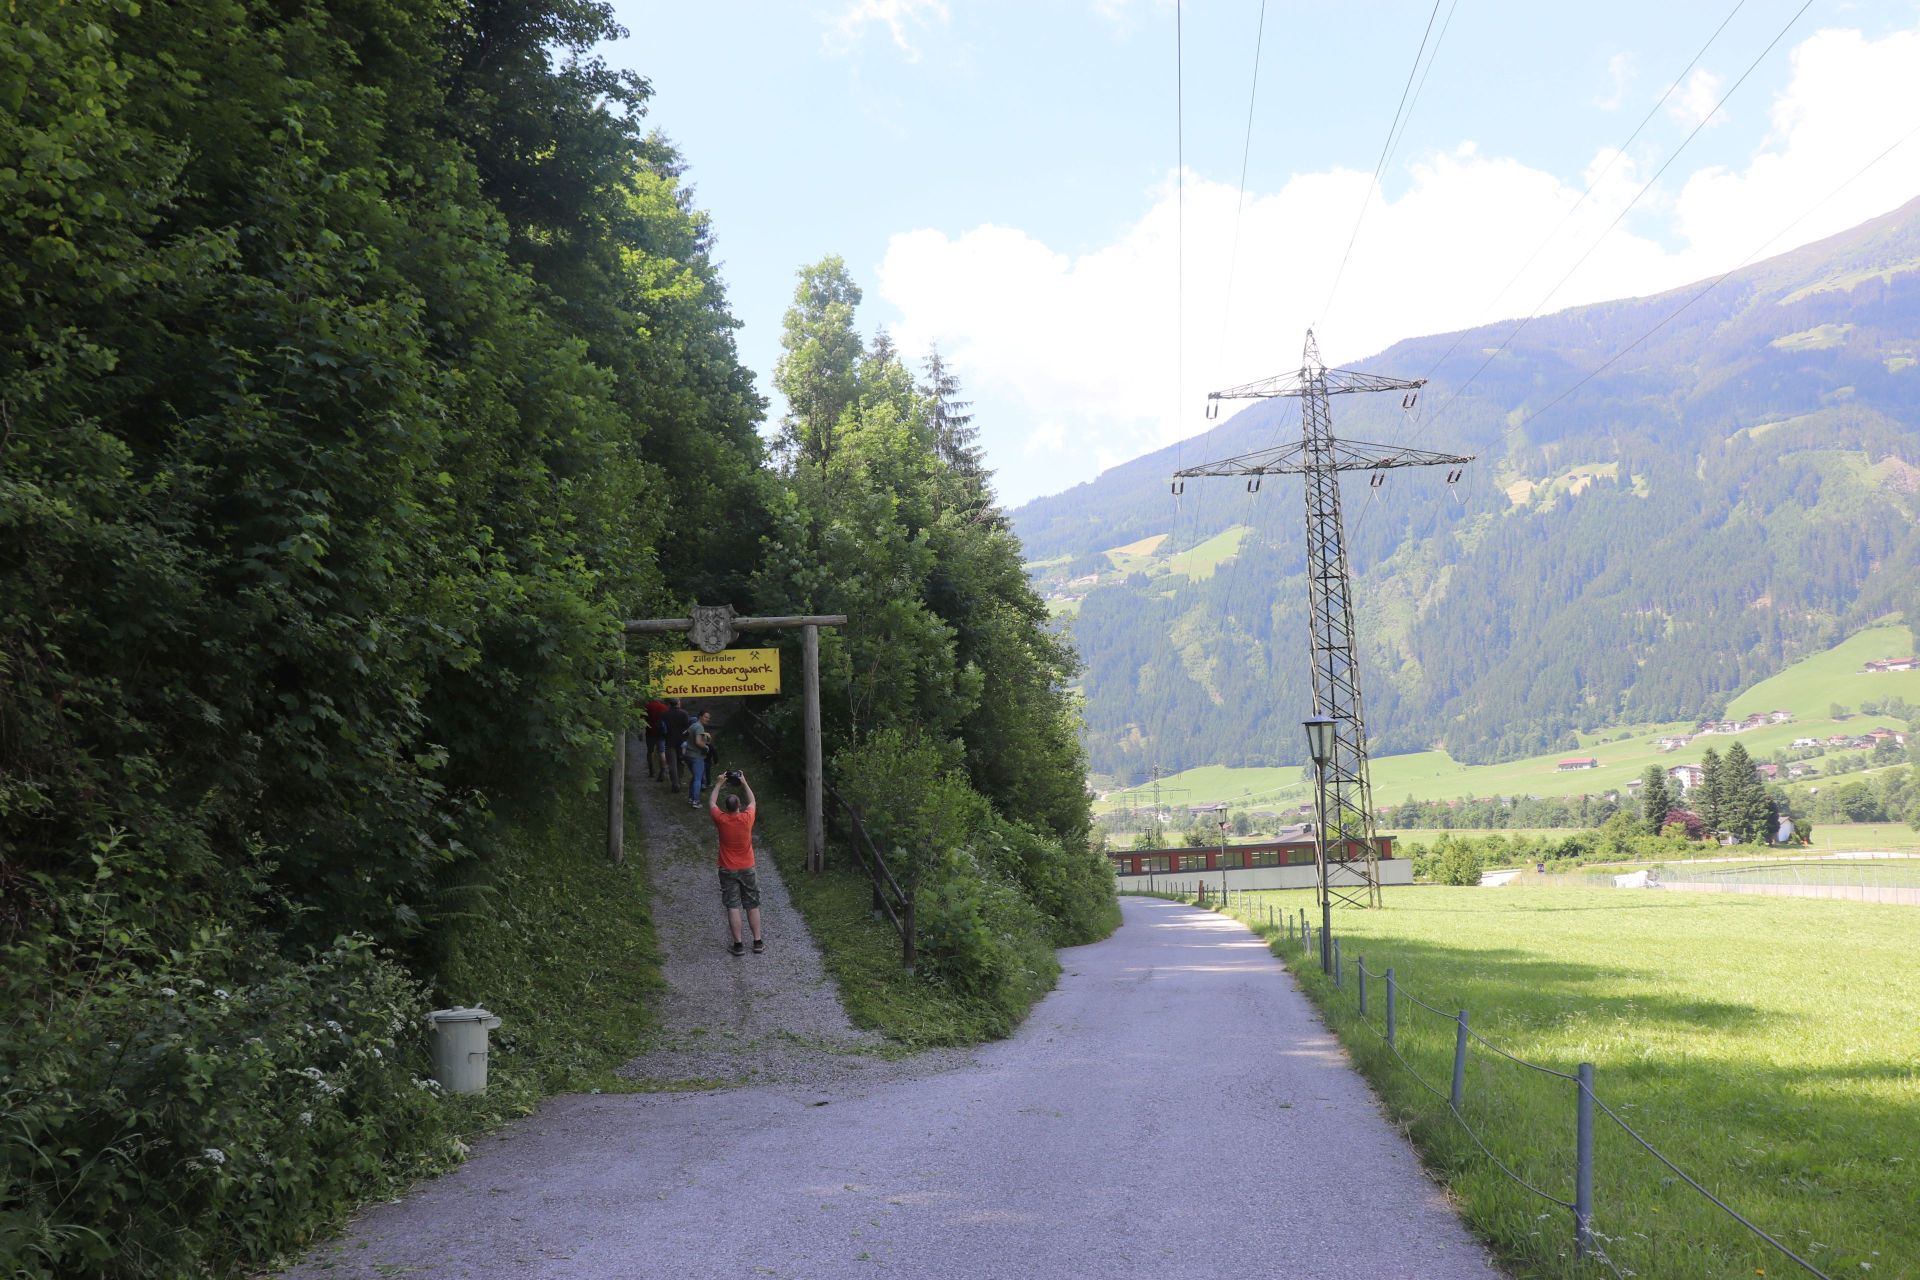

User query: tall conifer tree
[1639,765,1672,835]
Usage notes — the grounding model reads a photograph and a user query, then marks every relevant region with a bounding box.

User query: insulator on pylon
[1445,468,1460,484]
[1401,394,1411,409]
[1246,478,1261,493]
[1171,480,1184,495]
[1205,401,1219,420]
[1370,472,1384,488]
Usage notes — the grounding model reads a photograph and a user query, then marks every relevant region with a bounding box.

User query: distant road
[288,898,1501,1279]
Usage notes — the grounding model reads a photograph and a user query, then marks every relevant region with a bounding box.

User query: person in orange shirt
[709,770,763,956]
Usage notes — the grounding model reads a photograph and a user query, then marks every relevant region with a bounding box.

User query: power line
[1216,0,1268,350]
[1518,117,1920,432]
[1319,0,1448,326]
[1422,0,1815,431]
[1413,0,1751,390]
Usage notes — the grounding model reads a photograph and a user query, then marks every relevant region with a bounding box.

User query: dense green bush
[832,730,1112,1029]
[2,850,457,1279]
[979,813,1120,947]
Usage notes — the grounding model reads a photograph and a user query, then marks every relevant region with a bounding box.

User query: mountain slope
[1017,197,1920,782]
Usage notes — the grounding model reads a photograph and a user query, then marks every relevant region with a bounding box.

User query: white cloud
[1595,51,1636,111]
[824,0,949,61]
[1668,67,1727,129]
[874,20,1920,506]
[1674,25,1920,254]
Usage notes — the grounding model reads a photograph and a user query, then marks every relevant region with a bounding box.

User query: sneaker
[751,938,765,954]
[729,941,745,957]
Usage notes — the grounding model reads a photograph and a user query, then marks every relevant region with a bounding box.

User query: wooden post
[608,728,626,865]
[804,622,824,874]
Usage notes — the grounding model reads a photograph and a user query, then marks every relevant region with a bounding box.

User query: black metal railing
[826,784,915,972]
[731,708,916,971]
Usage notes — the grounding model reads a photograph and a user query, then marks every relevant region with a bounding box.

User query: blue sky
[609,1,1920,507]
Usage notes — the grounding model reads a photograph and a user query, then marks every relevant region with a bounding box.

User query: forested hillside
[1019,199,1920,782]
[0,4,1104,1276]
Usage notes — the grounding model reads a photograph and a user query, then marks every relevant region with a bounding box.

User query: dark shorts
[719,868,760,910]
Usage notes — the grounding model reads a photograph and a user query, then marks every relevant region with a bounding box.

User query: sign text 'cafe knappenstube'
[652,647,782,698]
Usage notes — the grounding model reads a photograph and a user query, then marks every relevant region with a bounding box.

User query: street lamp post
[1217,820,1230,900]
[1304,716,1336,974]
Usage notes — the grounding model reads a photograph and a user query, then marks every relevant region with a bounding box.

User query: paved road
[288,898,1501,1279]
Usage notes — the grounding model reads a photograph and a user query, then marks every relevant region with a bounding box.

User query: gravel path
[285,891,1501,1279]
[614,736,963,1092]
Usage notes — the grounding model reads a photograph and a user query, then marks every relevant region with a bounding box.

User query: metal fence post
[1358,956,1367,1015]
[1385,968,1396,1048]
[1451,1009,1469,1109]
[1576,1062,1595,1259]
[1334,936,1343,989]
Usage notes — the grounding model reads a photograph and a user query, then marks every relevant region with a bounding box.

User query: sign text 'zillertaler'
[654,648,781,697]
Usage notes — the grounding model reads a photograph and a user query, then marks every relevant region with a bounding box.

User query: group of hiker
[643,697,721,807]
[643,697,764,955]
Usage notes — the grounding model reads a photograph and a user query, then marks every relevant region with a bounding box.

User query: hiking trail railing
[732,709,915,971]
[1122,882,1838,1280]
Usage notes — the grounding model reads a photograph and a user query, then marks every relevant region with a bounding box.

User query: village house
[1769,710,1792,723]
[1863,657,1919,673]
[1866,727,1909,747]
[1756,763,1782,780]
[1655,734,1692,751]
[1791,737,1820,748]
[1667,764,1705,792]
[1556,757,1600,771]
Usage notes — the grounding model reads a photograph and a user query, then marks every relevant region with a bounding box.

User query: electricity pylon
[1174,330,1473,907]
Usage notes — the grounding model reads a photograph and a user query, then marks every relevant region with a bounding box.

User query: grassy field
[1206,886,1916,1279]
[1094,622,1919,817]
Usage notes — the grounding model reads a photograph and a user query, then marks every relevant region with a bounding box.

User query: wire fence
[1572,859,1920,905]
[1121,882,1838,1280]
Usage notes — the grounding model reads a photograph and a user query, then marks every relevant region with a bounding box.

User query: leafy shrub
[913,845,1060,1030]
[2,858,458,1280]
[832,730,1115,1029]
[978,814,1119,947]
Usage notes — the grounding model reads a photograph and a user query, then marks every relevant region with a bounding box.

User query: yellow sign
[653,647,782,697]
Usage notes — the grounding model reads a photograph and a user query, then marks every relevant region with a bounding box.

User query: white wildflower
[298,1111,314,1126]
[159,987,178,997]
[213,988,229,1000]
[202,1147,227,1165]
[325,1020,343,1033]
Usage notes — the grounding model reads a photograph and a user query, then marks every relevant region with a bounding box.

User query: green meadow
[1212,886,1918,1279]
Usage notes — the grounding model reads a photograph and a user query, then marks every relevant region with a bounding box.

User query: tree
[922,345,992,518]
[1231,810,1253,836]
[1698,747,1727,831]
[773,256,864,471]
[1638,766,1672,835]
[1720,741,1775,842]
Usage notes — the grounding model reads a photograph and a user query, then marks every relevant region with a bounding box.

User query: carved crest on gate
[688,604,738,654]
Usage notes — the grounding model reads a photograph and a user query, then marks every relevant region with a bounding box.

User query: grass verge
[1204,885,1915,1279]
[433,777,670,1109]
